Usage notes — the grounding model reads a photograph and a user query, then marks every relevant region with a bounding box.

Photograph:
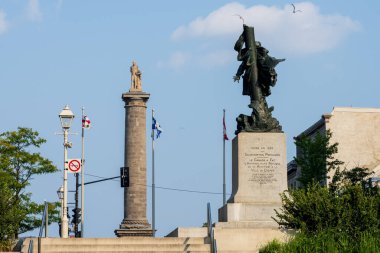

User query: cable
[84,172,226,195]
[85,173,112,180]
[153,186,223,195]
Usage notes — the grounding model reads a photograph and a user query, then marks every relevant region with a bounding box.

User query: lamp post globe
[59,105,74,238]
[59,105,75,129]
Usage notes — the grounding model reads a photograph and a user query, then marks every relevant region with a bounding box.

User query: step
[24,237,208,245]
[21,237,211,253]
[31,244,210,251]
[28,251,210,253]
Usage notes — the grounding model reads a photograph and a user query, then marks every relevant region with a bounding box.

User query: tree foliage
[0,171,23,241]
[264,129,380,252]
[294,130,343,187]
[274,167,380,238]
[0,127,60,242]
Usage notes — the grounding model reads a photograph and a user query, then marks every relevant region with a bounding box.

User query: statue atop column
[233,25,285,134]
[130,61,142,92]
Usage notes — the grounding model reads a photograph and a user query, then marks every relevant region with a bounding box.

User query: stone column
[115,91,153,237]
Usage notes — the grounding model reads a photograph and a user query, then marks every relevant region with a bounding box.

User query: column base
[114,219,153,237]
[114,228,154,237]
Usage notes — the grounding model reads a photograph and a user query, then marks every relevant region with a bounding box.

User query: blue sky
[1,0,379,238]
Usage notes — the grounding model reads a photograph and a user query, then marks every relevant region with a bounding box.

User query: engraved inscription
[243,145,281,185]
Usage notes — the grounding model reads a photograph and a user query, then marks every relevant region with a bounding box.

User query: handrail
[207,202,217,253]
[27,239,33,253]
[207,203,211,237]
[28,201,49,253]
[39,201,49,238]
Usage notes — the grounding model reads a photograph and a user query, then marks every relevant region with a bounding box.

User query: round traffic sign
[68,159,81,173]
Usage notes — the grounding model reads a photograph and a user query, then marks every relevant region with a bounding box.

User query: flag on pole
[82,115,91,129]
[152,117,163,139]
[223,110,229,140]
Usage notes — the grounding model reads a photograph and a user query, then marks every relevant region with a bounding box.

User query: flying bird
[291,3,302,13]
[233,14,245,24]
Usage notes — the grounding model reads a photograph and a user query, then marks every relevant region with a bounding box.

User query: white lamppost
[59,105,74,238]
[56,186,64,218]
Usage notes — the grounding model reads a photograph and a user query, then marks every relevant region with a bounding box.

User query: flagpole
[151,109,155,237]
[81,107,85,237]
[223,109,226,205]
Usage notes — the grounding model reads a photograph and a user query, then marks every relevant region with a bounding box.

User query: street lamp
[57,186,64,200]
[59,105,75,129]
[56,186,64,238]
[56,186,64,214]
[59,105,74,238]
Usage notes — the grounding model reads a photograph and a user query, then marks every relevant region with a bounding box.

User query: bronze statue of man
[233,25,285,133]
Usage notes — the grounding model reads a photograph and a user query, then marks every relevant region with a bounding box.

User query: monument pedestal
[212,132,289,251]
[218,132,287,227]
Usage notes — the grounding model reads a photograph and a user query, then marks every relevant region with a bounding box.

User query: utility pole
[74,173,79,236]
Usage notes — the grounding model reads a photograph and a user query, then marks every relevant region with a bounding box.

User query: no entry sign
[67,159,81,173]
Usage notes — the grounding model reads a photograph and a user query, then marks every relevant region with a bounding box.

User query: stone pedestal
[218,132,287,228]
[115,91,153,237]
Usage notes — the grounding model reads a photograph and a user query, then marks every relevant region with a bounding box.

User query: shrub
[274,183,379,238]
[260,230,380,253]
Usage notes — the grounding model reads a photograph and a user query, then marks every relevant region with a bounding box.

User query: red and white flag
[82,115,91,128]
[223,110,229,141]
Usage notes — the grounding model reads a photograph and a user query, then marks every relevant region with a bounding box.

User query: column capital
[122,92,150,108]
[122,91,150,101]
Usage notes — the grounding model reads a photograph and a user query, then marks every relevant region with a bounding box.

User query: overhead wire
[84,172,226,195]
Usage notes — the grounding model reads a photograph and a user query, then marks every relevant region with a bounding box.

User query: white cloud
[172,2,246,40]
[171,2,360,55]
[157,49,235,70]
[27,0,42,22]
[198,50,235,68]
[0,10,9,35]
[157,51,190,70]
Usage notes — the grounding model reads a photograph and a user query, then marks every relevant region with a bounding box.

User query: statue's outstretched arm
[233,62,246,82]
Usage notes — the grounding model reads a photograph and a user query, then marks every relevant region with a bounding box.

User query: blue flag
[152,117,163,139]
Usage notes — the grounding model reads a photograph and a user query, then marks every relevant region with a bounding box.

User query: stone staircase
[21,237,211,253]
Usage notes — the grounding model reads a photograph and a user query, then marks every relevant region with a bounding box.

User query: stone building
[288,107,380,188]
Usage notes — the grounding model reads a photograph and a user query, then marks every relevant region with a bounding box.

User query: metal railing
[27,240,33,253]
[28,201,49,253]
[207,202,217,253]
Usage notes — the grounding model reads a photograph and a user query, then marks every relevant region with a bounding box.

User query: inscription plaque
[244,145,281,185]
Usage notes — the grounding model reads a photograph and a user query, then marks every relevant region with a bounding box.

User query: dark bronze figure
[233,25,285,134]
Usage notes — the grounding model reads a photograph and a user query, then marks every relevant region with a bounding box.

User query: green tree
[294,130,343,187]
[265,130,380,252]
[0,127,60,241]
[342,166,374,186]
[330,166,376,194]
[0,171,23,242]
[273,167,379,239]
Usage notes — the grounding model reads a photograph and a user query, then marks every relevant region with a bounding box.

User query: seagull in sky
[291,3,302,13]
[233,14,245,24]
